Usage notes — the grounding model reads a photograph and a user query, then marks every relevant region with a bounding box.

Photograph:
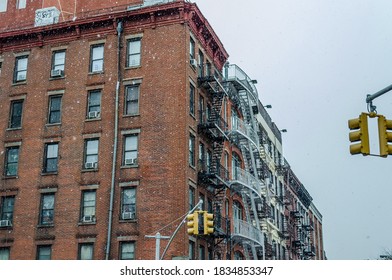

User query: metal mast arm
[366,83,392,113]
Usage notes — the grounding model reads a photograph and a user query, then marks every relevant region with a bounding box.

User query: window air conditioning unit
[51,69,64,77]
[85,162,98,169]
[88,111,100,119]
[82,215,96,223]
[125,158,137,165]
[122,212,135,220]
[190,59,197,68]
[0,220,12,227]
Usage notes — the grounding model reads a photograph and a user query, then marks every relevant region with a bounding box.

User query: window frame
[0,196,15,225]
[14,55,28,83]
[47,95,62,124]
[127,37,142,68]
[83,139,99,169]
[120,188,136,220]
[39,193,55,226]
[36,245,51,260]
[9,100,23,129]
[87,90,101,119]
[0,247,10,260]
[124,85,140,116]
[119,241,135,260]
[51,50,66,77]
[78,243,94,260]
[189,133,195,167]
[80,190,96,223]
[189,83,195,116]
[4,146,19,177]
[89,44,104,73]
[43,143,59,173]
[123,134,138,166]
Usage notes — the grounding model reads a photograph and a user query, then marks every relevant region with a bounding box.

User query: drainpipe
[105,20,123,260]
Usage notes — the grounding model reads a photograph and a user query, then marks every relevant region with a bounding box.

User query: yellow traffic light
[348,113,370,155]
[203,212,214,235]
[378,115,392,157]
[186,212,199,235]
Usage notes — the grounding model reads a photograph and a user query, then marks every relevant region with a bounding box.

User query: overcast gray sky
[195,0,392,260]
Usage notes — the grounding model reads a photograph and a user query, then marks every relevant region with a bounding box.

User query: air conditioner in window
[190,59,197,68]
[125,158,137,165]
[122,212,135,220]
[0,220,12,227]
[82,215,96,223]
[85,162,98,169]
[51,69,64,77]
[88,111,100,119]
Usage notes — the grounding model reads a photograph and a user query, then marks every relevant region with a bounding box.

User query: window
[0,61,2,76]
[14,55,28,83]
[120,242,135,260]
[0,247,10,260]
[78,243,94,260]
[199,244,205,260]
[90,44,104,73]
[84,139,99,169]
[189,133,195,167]
[0,0,7,13]
[198,142,205,166]
[198,95,204,123]
[189,37,195,61]
[189,187,195,211]
[36,245,51,260]
[121,188,136,220]
[232,153,241,180]
[81,190,96,222]
[43,143,59,173]
[39,194,55,225]
[206,149,212,172]
[127,38,141,67]
[125,85,139,116]
[48,95,62,124]
[5,147,19,177]
[87,90,101,119]
[16,0,25,9]
[51,50,65,77]
[0,196,14,226]
[198,50,204,76]
[189,84,195,116]
[123,135,138,166]
[9,100,23,129]
[189,241,195,260]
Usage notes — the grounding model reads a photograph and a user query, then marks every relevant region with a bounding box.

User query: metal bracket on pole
[366,83,392,113]
[145,232,170,260]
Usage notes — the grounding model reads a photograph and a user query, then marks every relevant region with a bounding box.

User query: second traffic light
[348,113,370,155]
[378,115,392,157]
[203,212,214,235]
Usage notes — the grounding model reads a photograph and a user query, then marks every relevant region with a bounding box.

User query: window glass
[90,45,104,72]
[127,38,141,67]
[5,147,19,176]
[125,86,139,115]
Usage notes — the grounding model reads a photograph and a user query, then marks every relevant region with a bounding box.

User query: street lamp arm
[366,83,392,113]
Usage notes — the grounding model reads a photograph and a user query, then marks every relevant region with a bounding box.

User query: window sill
[6,127,22,131]
[119,219,137,223]
[78,221,97,226]
[123,114,140,118]
[85,118,101,122]
[41,172,58,176]
[81,168,99,173]
[2,176,18,180]
[88,71,104,75]
[125,65,141,70]
[0,226,13,230]
[45,123,61,127]
[49,76,65,81]
[37,224,54,228]
[12,81,27,86]
[120,165,139,169]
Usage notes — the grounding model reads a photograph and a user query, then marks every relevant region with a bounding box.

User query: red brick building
[0,0,325,260]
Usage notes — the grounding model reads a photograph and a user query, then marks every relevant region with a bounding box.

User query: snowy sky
[194,0,392,260]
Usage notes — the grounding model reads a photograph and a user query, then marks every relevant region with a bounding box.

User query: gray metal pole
[366,83,392,103]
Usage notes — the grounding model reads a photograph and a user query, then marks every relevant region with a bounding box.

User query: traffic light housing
[378,115,392,157]
[203,212,214,235]
[348,113,370,155]
[186,212,199,235]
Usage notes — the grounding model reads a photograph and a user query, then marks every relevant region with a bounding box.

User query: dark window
[189,134,195,167]
[121,188,136,220]
[81,190,96,222]
[0,247,10,260]
[48,95,62,124]
[90,44,104,73]
[43,143,59,173]
[190,84,195,116]
[51,50,65,77]
[190,38,195,61]
[189,187,195,211]
[5,147,19,177]
[87,90,101,119]
[84,139,99,169]
[125,85,139,116]
[14,55,28,83]
[127,38,141,67]
[36,245,51,260]
[9,100,23,128]
[39,194,55,225]
[189,241,195,260]
[0,196,14,226]
[120,242,135,260]
[78,243,94,260]
[123,135,138,166]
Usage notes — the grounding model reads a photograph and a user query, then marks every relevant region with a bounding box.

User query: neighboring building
[0,0,325,260]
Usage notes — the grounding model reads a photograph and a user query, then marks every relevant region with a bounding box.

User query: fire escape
[225,64,265,260]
